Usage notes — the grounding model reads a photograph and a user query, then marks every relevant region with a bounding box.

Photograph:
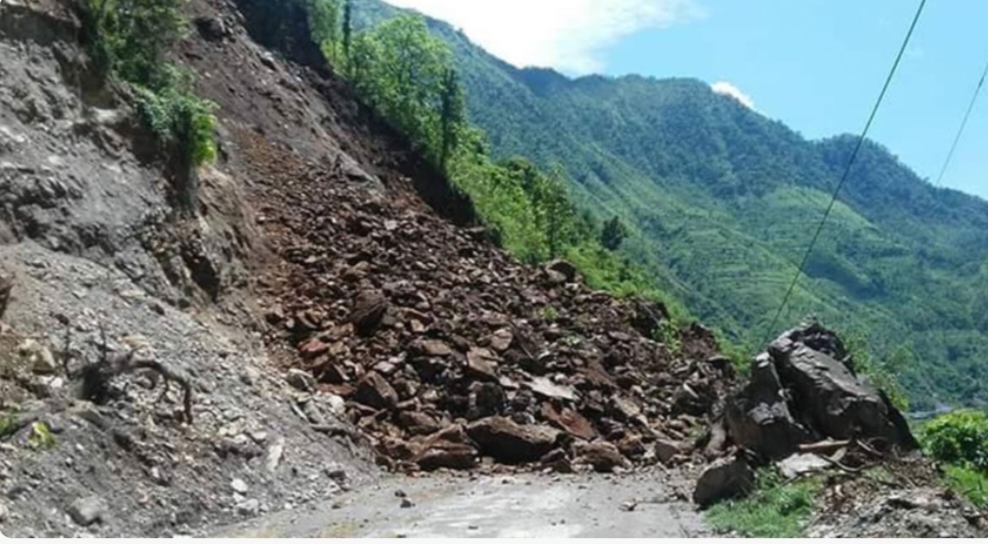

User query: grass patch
[942,464,988,508]
[706,469,822,538]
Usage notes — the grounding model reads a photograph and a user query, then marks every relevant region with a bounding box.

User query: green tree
[348,15,452,161]
[86,0,187,86]
[310,0,341,63]
[342,0,353,62]
[439,67,466,173]
[601,216,629,250]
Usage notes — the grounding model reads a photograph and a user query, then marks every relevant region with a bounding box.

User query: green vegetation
[28,421,56,450]
[538,306,559,322]
[922,410,988,471]
[82,0,218,208]
[706,469,821,538]
[653,319,682,355]
[844,331,912,413]
[343,0,988,410]
[943,465,988,508]
[921,410,988,507]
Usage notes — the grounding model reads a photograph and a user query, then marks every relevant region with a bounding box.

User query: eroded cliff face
[0,0,377,536]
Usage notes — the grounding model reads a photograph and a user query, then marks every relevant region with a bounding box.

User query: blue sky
[386,0,988,199]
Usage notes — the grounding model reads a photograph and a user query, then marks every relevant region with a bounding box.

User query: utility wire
[933,51,988,187]
[760,0,928,348]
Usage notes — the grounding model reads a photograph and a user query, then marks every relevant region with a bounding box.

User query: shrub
[921,410,988,472]
[82,0,217,168]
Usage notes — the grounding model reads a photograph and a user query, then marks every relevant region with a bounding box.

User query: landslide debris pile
[242,132,737,473]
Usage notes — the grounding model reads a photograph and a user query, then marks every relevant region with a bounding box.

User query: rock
[259,51,277,70]
[528,377,578,402]
[0,501,8,522]
[354,372,398,409]
[546,260,578,283]
[67,496,106,526]
[628,297,668,338]
[323,394,347,416]
[693,456,755,508]
[286,369,316,392]
[237,498,261,516]
[299,338,331,359]
[194,16,229,41]
[544,269,568,286]
[617,435,646,459]
[231,478,249,494]
[467,382,506,420]
[489,328,514,352]
[414,441,478,471]
[653,437,684,465]
[264,306,285,325]
[412,339,453,357]
[542,404,596,441]
[576,442,628,473]
[465,347,499,381]
[398,411,441,435]
[726,323,918,461]
[347,290,389,337]
[725,353,808,460]
[18,339,57,375]
[400,497,415,508]
[466,417,560,464]
[265,437,285,473]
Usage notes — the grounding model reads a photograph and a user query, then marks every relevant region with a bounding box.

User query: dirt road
[215,472,710,538]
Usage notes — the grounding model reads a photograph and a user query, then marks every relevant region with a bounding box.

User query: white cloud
[383,0,705,74]
[711,81,756,110]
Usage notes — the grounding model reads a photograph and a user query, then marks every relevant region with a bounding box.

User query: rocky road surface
[215,471,709,538]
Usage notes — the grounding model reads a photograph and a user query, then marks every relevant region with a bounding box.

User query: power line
[933,51,988,187]
[759,0,928,348]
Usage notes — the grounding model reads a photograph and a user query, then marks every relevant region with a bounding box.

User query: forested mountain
[352,0,988,410]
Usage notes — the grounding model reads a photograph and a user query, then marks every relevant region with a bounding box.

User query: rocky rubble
[238,131,737,474]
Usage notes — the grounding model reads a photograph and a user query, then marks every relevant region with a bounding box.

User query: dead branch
[798,440,852,455]
[80,349,195,425]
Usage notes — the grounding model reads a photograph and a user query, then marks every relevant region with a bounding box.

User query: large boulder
[693,455,755,508]
[772,339,898,443]
[725,353,810,459]
[466,416,560,464]
[725,322,917,459]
